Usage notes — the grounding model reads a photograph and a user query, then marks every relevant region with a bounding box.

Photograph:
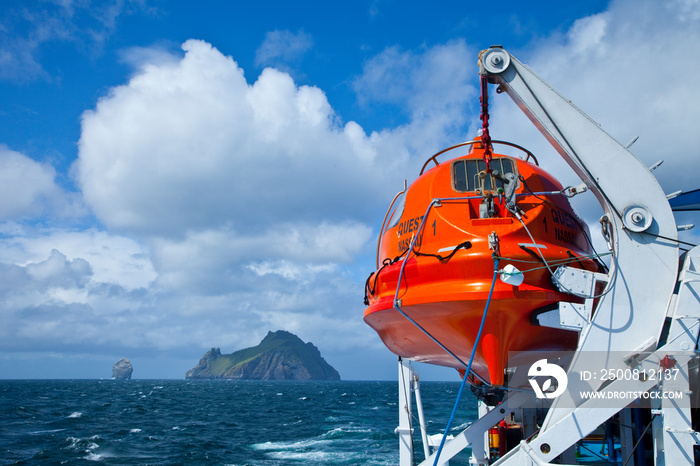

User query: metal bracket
[552,266,607,298]
[534,302,588,331]
[563,182,589,198]
[488,231,500,256]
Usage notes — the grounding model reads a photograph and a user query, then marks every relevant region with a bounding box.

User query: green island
[185,330,340,380]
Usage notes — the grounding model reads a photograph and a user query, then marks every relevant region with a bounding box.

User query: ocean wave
[28,428,66,435]
[253,439,366,464]
[61,435,100,453]
[83,451,103,461]
[251,437,333,452]
[282,419,304,427]
[451,421,473,431]
[1,379,467,465]
[252,423,378,461]
[266,450,355,462]
[321,426,373,439]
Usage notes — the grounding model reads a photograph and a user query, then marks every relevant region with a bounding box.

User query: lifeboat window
[386,193,406,230]
[452,158,516,193]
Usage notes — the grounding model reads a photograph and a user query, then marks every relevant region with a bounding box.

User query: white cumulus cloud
[0,146,61,220]
[77,39,386,239]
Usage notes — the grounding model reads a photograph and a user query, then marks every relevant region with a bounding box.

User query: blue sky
[0,0,698,380]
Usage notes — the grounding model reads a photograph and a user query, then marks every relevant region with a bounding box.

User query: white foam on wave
[68,411,83,418]
[451,421,472,431]
[321,425,373,439]
[252,437,332,451]
[63,436,80,448]
[253,424,374,450]
[267,450,337,462]
[83,446,115,462]
[63,435,102,459]
[281,419,303,427]
[252,424,374,463]
[254,440,360,462]
[28,428,65,435]
[129,428,142,433]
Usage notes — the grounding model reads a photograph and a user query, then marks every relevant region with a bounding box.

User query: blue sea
[1,380,478,465]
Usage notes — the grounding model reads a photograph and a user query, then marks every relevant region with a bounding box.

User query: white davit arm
[478,47,679,429]
[478,46,678,239]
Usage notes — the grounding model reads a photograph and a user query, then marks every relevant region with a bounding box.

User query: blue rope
[432,257,500,466]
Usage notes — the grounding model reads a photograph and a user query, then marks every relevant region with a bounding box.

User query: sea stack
[112,357,133,380]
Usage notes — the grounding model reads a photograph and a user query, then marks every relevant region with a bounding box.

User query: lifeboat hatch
[452,157,518,195]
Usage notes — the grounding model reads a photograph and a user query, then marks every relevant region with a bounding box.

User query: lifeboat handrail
[419,139,539,175]
[492,140,539,165]
[375,189,570,267]
[376,180,407,268]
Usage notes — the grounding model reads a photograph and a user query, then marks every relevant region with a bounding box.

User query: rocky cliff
[112,357,133,379]
[185,330,340,380]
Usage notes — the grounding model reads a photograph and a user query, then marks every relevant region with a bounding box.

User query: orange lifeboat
[363,138,602,386]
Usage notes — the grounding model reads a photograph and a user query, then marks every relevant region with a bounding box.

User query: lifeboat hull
[364,275,579,386]
[363,140,600,386]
